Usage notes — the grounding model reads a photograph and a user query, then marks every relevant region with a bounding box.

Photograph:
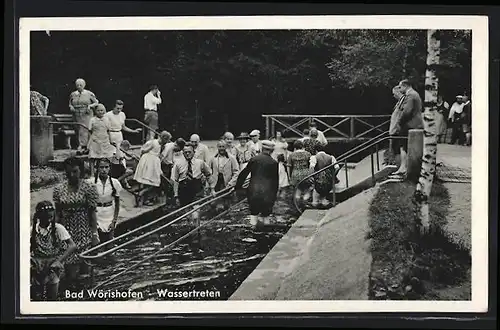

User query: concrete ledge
[274,188,377,300]
[229,209,326,300]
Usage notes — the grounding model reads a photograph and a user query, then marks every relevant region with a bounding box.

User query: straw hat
[249,129,260,137]
[236,132,250,139]
[261,140,275,151]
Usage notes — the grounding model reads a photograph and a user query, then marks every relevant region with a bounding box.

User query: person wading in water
[235,140,279,228]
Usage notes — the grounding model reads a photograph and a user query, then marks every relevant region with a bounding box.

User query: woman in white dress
[271,131,290,193]
[133,131,170,206]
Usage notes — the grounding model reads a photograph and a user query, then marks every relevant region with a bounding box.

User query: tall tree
[413,29,440,234]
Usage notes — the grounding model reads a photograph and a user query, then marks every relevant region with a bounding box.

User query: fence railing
[262,114,391,142]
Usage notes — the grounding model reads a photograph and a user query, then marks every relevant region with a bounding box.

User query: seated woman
[31,201,76,301]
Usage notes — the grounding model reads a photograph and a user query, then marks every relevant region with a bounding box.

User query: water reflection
[68,187,299,301]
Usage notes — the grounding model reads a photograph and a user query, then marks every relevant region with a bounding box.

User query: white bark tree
[414,29,440,234]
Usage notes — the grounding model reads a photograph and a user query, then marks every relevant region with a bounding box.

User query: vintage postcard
[20,15,488,314]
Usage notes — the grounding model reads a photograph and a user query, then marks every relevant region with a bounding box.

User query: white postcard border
[19,15,489,315]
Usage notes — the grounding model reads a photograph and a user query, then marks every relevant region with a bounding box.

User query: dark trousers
[178,179,204,207]
[450,121,465,145]
[249,202,273,217]
[161,164,174,198]
[391,132,408,155]
[97,228,115,243]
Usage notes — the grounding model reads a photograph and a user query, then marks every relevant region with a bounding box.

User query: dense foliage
[30,30,471,140]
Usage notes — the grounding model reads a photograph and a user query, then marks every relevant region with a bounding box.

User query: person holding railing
[133,131,172,206]
[309,144,340,208]
[69,78,99,154]
[391,79,424,178]
[171,143,213,208]
[288,139,313,202]
[104,100,142,155]
[143,85,162,141]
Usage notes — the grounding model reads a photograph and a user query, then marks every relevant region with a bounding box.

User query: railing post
[350,117,355,139]
[271,118,275,138]
[331,174,336,207]
[370,151,375,186]
[344,159,349,188]
[265,117,270,139]
[375,143,380,171]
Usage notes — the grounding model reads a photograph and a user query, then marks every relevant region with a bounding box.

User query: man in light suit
[392,79,424,176]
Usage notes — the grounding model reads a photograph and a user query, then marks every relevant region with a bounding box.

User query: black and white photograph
[19,16,488,314]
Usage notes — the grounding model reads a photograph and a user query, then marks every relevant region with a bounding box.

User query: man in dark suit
[235,140,279,228]
[392,79,424,176]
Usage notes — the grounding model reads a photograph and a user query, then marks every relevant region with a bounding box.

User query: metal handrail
[262,114,392,118]
[91,198,248,290]
[80,185,235,260]
[125,118,160,143]
[293,135,408,213]
[337,131,388,160]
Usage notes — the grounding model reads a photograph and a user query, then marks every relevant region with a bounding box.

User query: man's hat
[236,132,250,139]
[249,129,260,137]
[261,140,275,151]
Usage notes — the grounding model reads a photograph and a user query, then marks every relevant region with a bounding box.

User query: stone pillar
[30,116,54,166]
[407,129,424,182]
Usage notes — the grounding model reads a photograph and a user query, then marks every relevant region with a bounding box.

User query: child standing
[31,201,76,301]
[87,104,116,176]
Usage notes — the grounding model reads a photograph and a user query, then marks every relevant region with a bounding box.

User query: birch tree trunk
[414,29,440,234]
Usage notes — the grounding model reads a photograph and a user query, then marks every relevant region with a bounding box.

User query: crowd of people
[30,78,347,301]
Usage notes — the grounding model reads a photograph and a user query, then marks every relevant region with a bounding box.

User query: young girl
[93,158,123,243]
[87,103,116,176]
[31,201,76,301]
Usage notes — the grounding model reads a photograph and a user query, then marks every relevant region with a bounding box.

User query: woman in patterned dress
[53,156,100,281]
[87,104,116,176]
[69,78,99,153]
[288,139,312,186]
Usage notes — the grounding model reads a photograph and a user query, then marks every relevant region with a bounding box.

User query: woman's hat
[261,140,275,151]
[237,132,250,139]
[249,129,260,137]
[456,95,464,99]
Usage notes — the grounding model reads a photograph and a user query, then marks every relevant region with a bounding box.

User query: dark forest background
[30,29,471,140]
